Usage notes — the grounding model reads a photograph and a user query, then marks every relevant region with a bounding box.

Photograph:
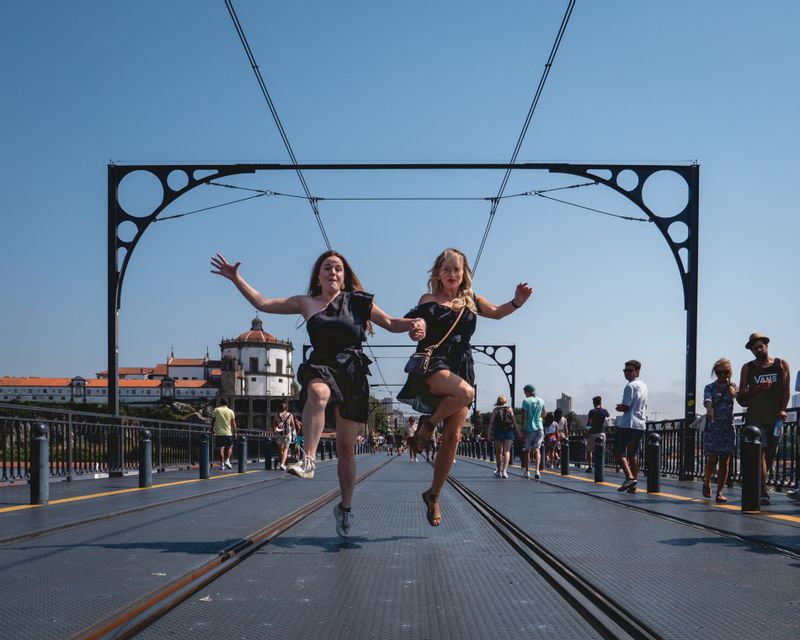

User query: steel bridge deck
[1,454,797,639]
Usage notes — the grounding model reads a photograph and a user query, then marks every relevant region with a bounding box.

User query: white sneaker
[524,470,531,479]
[502,470,509,479]
[333,503,353,538]
[279,463,287,471]
[534,473,541,481]
[219,463,226,472]
[224,460,232,469]
[493,470,500,478]
[287,456,316,479]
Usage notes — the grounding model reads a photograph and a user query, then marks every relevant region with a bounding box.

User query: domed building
[219,317,296,429]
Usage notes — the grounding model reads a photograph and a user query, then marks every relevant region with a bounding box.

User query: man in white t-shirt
[614,359,648,493]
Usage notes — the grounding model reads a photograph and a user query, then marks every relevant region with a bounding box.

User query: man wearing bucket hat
[736,332,790,506]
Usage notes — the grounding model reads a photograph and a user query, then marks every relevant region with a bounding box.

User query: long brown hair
[427,248,477,313]
[307,251,373,334]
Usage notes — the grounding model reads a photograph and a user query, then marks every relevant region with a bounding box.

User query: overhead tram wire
[224,0,331,251]
[472,0,576,274]
[159,179,648,224]
[223,1,403,397]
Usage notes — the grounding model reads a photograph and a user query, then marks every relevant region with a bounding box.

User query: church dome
[235,317,278,343]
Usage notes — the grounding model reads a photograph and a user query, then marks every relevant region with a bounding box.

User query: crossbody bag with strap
[404,306,466,376]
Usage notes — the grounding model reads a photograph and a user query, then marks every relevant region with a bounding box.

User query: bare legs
[498,440,512,475]
[334,412,360,510]
[704,453,731,500]
[279,442,290,468]
[430,408,469,497]
[300,379,330,460]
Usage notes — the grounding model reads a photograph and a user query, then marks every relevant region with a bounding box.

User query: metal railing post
[646,432,661,493]
[594,436,605,483]
[237,435,247,473]
[30,423,49,505]
[138,430,152,488]
[741,426,762,511]
[199,433,210,479]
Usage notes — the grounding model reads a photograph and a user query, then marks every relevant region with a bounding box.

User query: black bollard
[138,430,152,488]
[741,426,762,511]
[265,438,275,470]
[593,436,605,483]
[561,439,570,475]
[645,432,661,493]
[328,439,334,460]
[199,433,210,479]
[237,435,247,473]
[488,441,495,463]
[481,441,487,460]
[30,423,49,506]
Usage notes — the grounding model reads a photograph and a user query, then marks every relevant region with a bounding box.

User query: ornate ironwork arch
[108,162,698,479]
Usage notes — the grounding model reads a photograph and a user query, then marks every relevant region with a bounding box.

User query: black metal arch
[108,161,698,477]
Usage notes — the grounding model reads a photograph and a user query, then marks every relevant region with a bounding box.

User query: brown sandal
[422,489,441,526]
[412,416,435,455]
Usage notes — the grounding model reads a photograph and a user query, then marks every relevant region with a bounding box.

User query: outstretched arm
[210,253,305,315]
[475,283,532,320]
[370,303,426,340]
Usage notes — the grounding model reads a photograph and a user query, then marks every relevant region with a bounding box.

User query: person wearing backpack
[488,395,520,478]
[275,403,296,471]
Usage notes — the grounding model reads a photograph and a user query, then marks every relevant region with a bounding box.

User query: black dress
[297,290,373,424]
[397,301,477,414]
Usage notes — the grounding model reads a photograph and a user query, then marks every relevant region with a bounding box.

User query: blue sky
[1,1,797,418]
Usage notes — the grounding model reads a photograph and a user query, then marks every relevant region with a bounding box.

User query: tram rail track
[457,456,800,560]
[71,455,394,640]
[446,472,662,640]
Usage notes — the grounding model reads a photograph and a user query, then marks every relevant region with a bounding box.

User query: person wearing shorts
[585,396,609,473]
[488,395,519,478]
[614,360,648,493]
[405,416,419,462]
[212,398,237,470]
[520,384,544,479]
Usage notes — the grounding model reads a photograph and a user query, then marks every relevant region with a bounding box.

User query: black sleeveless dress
[397,301,477,414]
[297,290,373,424]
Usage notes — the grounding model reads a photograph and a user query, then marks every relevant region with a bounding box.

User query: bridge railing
[568,408,799,490]
[0,402,272,482]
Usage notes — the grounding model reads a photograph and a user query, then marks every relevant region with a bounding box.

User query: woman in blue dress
[702,357,738,503]
[398,248,532,525]
[211,251,425,537]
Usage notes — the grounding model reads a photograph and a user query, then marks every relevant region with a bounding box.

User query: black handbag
[404,306,465,376]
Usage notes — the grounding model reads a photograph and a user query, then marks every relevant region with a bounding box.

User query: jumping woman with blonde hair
[398,248,532,525]
[211,251,426,537]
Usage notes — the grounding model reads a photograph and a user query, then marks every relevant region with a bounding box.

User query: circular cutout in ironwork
[504,365,513,374]
[117,220,139,243]
[642,170,688,218]
[167,170,189,192]
[668,221,689,244]
[616,169,639,192]
[494,346,513,365]
[118,170,164,218]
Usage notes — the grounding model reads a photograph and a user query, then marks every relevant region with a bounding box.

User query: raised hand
[210,253,240,281]
[513,282,533,306]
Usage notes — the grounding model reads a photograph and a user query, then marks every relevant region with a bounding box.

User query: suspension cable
[473,0,576,274]
[224,0,332,250]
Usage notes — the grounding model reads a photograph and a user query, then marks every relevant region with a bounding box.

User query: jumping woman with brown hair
[211,251,426,537]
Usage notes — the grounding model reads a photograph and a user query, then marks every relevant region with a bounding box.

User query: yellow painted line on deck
[538,468,800,525]
[0,470,262,514]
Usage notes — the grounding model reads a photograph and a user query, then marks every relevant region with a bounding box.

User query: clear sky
[1,1,797,418]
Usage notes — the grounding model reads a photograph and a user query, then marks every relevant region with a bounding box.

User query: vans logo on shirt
[754,373,779,384]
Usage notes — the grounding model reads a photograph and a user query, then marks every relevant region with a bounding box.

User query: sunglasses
[715,369,731,376]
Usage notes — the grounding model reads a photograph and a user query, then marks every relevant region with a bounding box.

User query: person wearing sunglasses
[614,360,648,493]
[702,358,737,502]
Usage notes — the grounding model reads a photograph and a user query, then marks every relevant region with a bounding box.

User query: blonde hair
[427,248,477,313]
[495,395,508,406]
[711,357,736,394]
